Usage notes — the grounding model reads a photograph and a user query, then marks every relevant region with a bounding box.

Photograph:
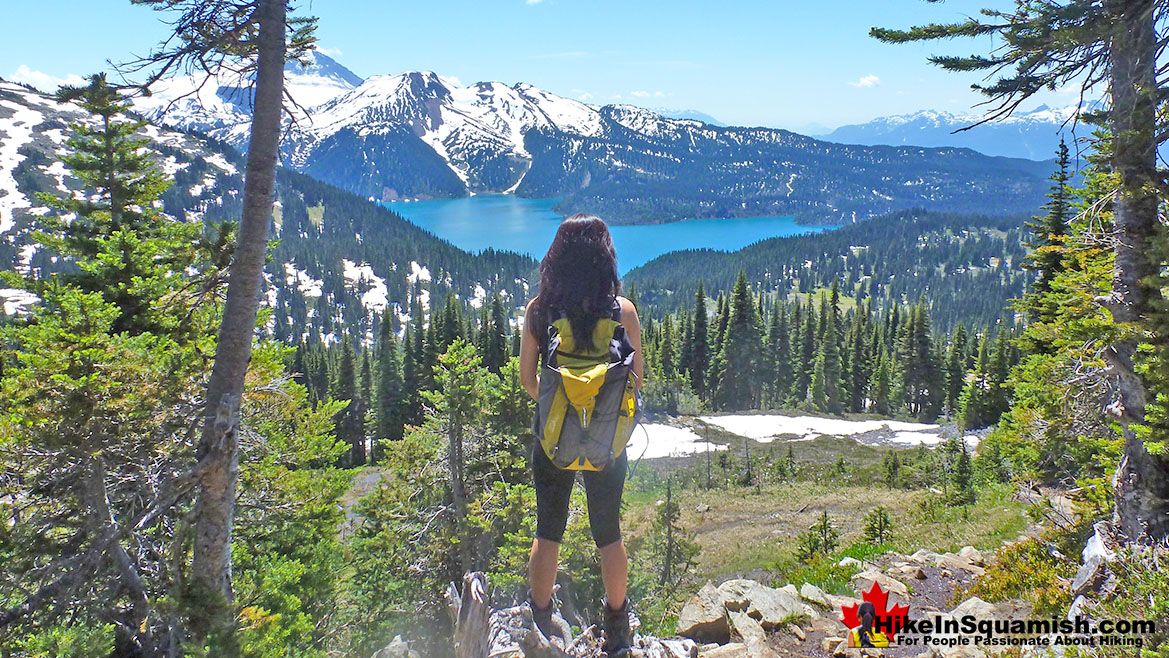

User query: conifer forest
[0,1,1168,657]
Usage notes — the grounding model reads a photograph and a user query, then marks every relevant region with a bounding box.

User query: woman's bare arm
[519,298,541,400]
[618,296,644,389]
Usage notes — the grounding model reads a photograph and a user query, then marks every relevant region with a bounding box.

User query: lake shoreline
[385,191,842,227]
[383,195,836,273]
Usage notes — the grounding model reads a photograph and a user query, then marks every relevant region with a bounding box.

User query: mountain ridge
[131,54,1055,225]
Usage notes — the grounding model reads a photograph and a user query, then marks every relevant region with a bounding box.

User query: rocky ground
[673,544,1032,658]
[371,543,1036,658]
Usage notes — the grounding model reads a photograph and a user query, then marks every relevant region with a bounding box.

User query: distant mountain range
[821,104,1098,160]
[652,108,725,126]
[131,51,1055,225]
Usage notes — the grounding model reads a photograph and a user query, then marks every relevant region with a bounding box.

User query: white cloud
[631,90,668,98]
[8,65,85,92]
[526,0,544,4]
[848,74,881,88]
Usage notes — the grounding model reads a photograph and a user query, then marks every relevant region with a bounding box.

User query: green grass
[621,437,1031,588]
[307,203,325,227]
[787,287,858,312]
[767,554,860,595]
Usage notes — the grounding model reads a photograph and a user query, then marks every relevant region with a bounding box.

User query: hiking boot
[601,597,633,656]
[528,593,557,640]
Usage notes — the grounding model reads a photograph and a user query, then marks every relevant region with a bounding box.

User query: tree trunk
[189,0,286,647]
[449,406,470,572]
[1108,0,1169,542]
[82,455,153,656]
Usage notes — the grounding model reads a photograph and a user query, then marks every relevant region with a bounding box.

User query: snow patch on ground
[204,152,237,174]
[701,414,945,447]
[627,424,727,460]
[43,160,70,192]
[17,244,36,273]
[342,258,388,312]
[408,261,431,283]
[469,283,487,309]
[284,262,323,298]
[0,288,39,315]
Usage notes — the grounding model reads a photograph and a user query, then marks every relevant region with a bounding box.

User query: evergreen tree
[863,507,894,545]
[883,452,901,488]
[626,281,640,310]
[374,317,405,458]
[870,352,891,416]
[811,285,844,413]
[402,323,421,424]
[2,73,224,651]
[768,300,794,407]
[483,294,509,372]
[894,301,944,420]
[659,315,678,380]
[712,271,763,410]
[714,291,730,349]
[951,443,976,506]
[334,339,365,466]
[944,326,969,415]
[795,300,817,403]
[33,74,199,338]
[847,305,869,413]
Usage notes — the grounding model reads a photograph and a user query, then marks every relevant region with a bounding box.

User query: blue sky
[1,0,1088,132]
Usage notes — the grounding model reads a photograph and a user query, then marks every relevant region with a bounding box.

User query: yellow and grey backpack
[534,300,641,471]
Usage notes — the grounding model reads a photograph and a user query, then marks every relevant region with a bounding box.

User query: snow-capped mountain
[822,104,1099,160]
[133,57,1055,224]
[133,50,363,146]
[289,72,605,195]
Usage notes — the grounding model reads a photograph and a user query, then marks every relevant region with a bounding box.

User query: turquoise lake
[384,195,833,273]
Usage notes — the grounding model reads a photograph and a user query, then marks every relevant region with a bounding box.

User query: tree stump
[447,572,491,658]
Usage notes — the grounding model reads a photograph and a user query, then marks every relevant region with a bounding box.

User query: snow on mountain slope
[133,50,362,148]
[280,71,606,192]
[0,84,46,231]
[134,56,610,195]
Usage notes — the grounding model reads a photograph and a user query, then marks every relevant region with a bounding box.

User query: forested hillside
[519,112,1055,225]
[627,209,1029,333]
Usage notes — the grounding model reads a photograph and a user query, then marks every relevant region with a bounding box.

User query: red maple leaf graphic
[841,581,910,643]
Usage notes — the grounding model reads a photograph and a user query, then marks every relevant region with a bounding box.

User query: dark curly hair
[529,214,621,352]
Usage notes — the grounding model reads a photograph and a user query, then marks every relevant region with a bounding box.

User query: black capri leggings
[531,441,627,548]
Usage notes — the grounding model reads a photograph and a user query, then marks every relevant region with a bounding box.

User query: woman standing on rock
[520,214,644,655]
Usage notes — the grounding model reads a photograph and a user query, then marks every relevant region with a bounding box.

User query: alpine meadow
[1,1,1168,658]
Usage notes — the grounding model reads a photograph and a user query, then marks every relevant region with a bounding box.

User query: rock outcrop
[678,582,732,643]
